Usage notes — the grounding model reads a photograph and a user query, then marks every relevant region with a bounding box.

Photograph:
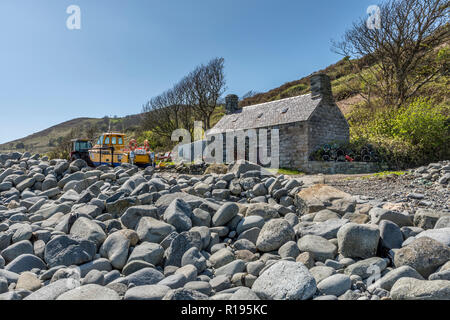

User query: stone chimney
[310,73,334,103]
[225,94,239,115]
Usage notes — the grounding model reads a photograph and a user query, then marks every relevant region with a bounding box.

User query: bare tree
[141,57,226,145]
[174,79,195,135]
[332,0,449,107]
[142,92,179,139]
[184,57,227,129]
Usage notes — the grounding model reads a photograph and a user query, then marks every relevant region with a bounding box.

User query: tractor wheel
[70,153,81,162]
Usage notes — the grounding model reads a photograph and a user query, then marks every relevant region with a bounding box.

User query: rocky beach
[0,153,449,300]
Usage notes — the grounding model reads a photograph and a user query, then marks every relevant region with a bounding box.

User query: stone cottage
[207,73,350,170]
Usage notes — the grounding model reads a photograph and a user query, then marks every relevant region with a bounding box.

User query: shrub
[347,97,450,168]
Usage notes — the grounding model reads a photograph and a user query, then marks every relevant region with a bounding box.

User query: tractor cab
[89,132,154,168]
[70,139,94,166]
[89,133,126,167]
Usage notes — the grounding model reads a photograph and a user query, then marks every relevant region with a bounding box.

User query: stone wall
[299,161,388,174]
[278,122,309,168]
[207,123,309,169]
[308,102,350,152]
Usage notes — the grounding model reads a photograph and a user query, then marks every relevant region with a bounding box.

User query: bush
[347,97,450,168]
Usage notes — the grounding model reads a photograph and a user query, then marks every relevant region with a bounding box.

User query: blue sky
[0,0,375,144]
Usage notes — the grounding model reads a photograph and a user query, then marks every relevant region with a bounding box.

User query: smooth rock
[391,278,450,300]
[252,261,316,300]
[256,219,295,252]
[394,237,450,277]
[337,223,380,259]
[297,235,337,262]
[124,284,171,300]
[57,284,120,300]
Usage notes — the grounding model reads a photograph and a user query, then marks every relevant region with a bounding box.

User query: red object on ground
[345,155,354,162]
[129,139,138,151]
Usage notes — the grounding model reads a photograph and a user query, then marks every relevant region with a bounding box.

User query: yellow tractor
[89,132,155,168]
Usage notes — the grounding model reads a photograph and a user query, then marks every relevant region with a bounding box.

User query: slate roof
[208,93,322,134]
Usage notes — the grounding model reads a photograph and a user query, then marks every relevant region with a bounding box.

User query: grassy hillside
[240,58,361,110]
[0,114,142,155]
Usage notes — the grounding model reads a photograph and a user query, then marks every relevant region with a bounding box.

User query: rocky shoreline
[330,161,450,212]
[0,152,449,300]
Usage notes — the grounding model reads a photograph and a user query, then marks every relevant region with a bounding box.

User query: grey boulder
[252,261,316,300]
[256,219,295,252]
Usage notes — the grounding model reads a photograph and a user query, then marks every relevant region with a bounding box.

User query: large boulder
[163,288,209,300]
[24,279,80,300]
[212,203,239,227]
[317,274,351,297]
[16,177,36,192]
[5,254,47,274]
[70,217,107,249]
[99,231,131,270]
[251,261,316,300]
[181,247,207,272]
[155,193,203,215]
[136,217,176,244]
[297,235,337,262]
[390,278,450,300]
[435,216,450,229]
[414,209,449,230]
[256,219,295,252]
[245,203,280,221]
[35,204,71,220]
[106,198,136,217]
[368,266,424,292]
[369,207,413,227]
[57,284,120,300]
[1,240,33,263]
[44,235,95,268]
[124,284,171,300]
[209,248,235,269]
[236,216,265,235]
[16,272,42,291]
[394,237,450,278]
[127,242,164,266]
[229,160,270,178]
[120,205,158,229]
[119,267,165,287]
[344,257,388,279]
[164,232,202,267]
[415,228,450,246]
[337,223,380,259]
[379,220,403,249]
[58,172,86,189]
[298,219,348,240]
[295,184,351,214]
[163,199,192,233]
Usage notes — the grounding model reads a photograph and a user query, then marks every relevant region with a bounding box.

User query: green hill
[0,114,143,155]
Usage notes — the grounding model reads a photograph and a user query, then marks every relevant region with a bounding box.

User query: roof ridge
[242,93,312,111]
